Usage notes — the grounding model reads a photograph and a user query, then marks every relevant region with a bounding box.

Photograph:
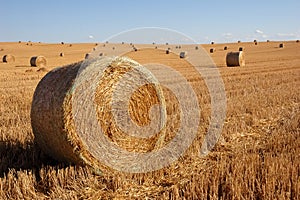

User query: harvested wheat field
[0,41,299,199]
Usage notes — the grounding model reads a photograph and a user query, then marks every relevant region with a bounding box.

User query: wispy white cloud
[274,32,300,40]
[253,29,268,40]
[255,29,264,34]
[222,33,233,38]
[276,33,296,37]
[88,35,94,39]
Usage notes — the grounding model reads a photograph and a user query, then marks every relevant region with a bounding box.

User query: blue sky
[1,0,299,43]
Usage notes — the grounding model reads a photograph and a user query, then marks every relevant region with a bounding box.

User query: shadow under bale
[0,141,58,178]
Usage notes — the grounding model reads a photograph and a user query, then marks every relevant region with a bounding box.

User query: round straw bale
[155,46,158,49]
[226,51,245,67]
[85,53,90,59]
[0,48,4,51]
[239,47,244,51]
[211,41,214,45]
[279,43,284,48]
[253,39,257,43]
[133,47,138,51]
[60,52,64,57]
[254,42,258,45]
[18,41,22,43]
[224,46,228,50]
[296,40,299,43]
[30,56,47,67]
[2,54,15,63]
[69,44,73,47]
[99,52,104,56]
[210,48,215,53]
[166,42,169,45]
[31,56,167,174]
[178,45,181,49]
[267,40,270,42]
[237,40,241,43]
[179,51,187,58]
[166,49,170,54]
[195,46,199,50]
[61,42,64,45]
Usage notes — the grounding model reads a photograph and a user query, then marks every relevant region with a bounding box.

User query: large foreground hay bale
[31,56,167,174]
[226,51,245,67]
[30,56,47,67]
[2,54,15,63]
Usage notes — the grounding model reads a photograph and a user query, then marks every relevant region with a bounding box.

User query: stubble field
[0,41,299,199]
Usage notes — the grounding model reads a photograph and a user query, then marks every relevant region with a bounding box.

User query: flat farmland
[0,41,299,199]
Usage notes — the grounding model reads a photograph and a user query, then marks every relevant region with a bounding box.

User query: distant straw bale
[30,56,47,67]
[239,47,244,51]
[226,51,245,67]
[279,43,284,48]
[85,53,90,59]
[179,51,187,58]
[224,46,228,50]
[60,53,64,57]
[210,48,215,53]
[2,54,15,63]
